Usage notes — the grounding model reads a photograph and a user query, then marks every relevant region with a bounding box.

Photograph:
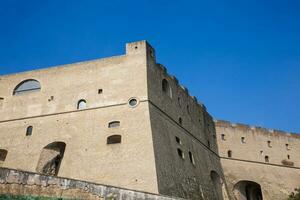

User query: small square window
[241,137,246,143]
[98,89,103,94]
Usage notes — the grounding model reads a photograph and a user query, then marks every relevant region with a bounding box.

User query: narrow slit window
[26,126,33,136]
[108,121,120,128]
[177,148,184,159]
[189,151,195,165]
[179,117,182,125]
[221,134,225,141]
[175,136,181,145]
[107,135,122,144]
[227,150,232,158]
[287,155,290,160]
[207,140,210,148]
[0,98,4,108]
[286,143,290,150]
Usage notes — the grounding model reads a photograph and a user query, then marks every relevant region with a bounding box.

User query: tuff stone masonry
[0,41,299,200]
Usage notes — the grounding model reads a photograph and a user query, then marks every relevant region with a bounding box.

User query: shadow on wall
[210,171,230,200]
[36,142,66,176]
[233,181,263,200]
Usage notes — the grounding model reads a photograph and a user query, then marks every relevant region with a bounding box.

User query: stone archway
[36,142,66,176]
[233,181,263,200]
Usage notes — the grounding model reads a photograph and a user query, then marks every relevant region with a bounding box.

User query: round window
[128,98,139,108]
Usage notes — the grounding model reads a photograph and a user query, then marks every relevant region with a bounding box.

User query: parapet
[214,119,300,138]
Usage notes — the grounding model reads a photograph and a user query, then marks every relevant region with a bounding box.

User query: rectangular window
[221,134,225,140]
[241,137,246,143]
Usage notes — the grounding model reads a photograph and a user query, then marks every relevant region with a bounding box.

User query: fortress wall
[0,168,179,200]
[148,105,225,200]
[0,41,159,194]
[215,120,300,167]
[146,48,217,154]
[0,41,148,121]
[146,44,227,199]
[215,120,300,200]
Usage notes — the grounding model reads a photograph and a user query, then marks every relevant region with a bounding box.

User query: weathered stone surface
[0,168,180,200]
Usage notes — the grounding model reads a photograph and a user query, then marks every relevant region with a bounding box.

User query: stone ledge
[0,167,181,200]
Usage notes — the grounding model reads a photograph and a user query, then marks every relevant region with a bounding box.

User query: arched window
[13,79,41,95]
[227,150,232,158]
[108,121,120,128]
[26,126,33,136]
[107,135,122,144]
[0,149,8,167]
[162,79,172,98]
[77,99,87,110]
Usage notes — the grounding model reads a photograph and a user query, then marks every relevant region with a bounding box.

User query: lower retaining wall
[0,168,179,200]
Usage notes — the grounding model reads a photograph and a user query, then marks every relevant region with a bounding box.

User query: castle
[0,41,299,200]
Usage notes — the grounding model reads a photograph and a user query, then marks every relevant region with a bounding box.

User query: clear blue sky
[0,0,299,133]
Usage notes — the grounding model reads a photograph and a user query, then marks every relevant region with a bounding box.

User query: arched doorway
[36,142,66,176]
[233,181,263,200]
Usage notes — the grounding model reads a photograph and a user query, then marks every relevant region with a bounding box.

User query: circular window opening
[128,98,139,108]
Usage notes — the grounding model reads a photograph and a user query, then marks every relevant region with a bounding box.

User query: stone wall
[0,168,180,200]
[215,120,300,200]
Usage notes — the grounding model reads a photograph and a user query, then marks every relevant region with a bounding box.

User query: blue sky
[0,0,299,133]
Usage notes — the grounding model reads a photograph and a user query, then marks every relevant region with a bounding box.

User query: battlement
[214,119,300,139]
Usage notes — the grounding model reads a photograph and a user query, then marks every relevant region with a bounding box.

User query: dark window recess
[0,98,4,108]
[189,151,195,165]
[265,156,269,163]
[221,134,226,140]
[287,155,290,159]
[26,126,33,136]
[0,149,8,164]
[107,135,122,144]
[207,140,210,148]
[177,148,184,159]
[179,117,182,125]
[241,137,246,143]
[187,105,190,114]
[108,121,120,128]
[286,143,290,150]
[162,79,172,98]
[175,136,181,145]
[228,150,232,158]
[98,89,103,94]
[267,141,272,148]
